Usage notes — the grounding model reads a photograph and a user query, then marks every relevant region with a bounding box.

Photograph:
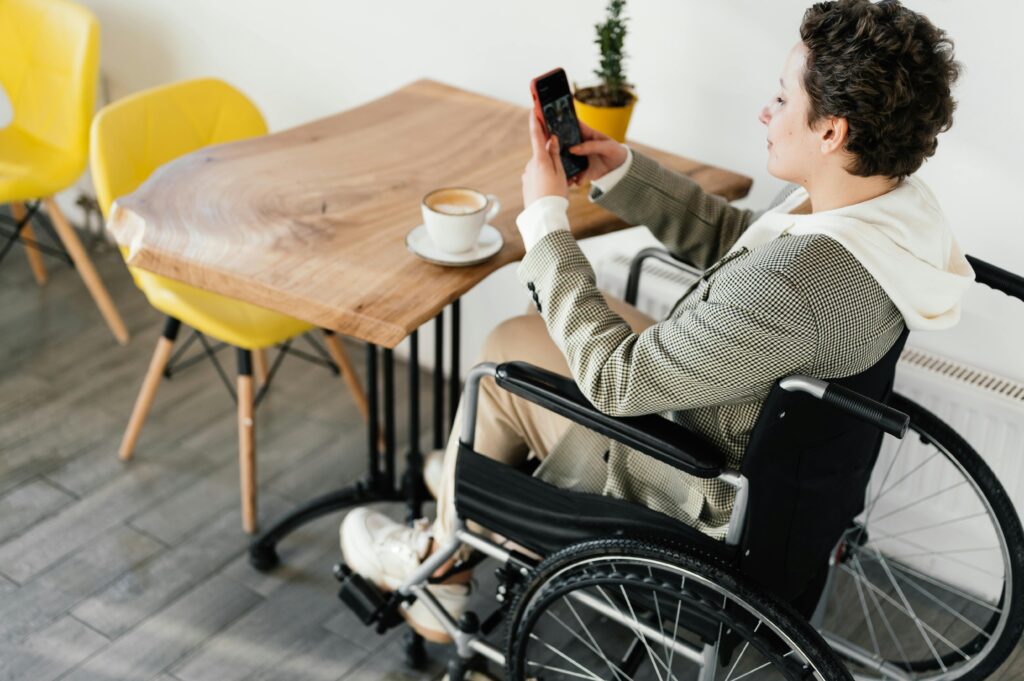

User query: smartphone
[530,68,589,181]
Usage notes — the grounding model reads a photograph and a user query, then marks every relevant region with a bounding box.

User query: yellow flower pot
[573,91,637,143]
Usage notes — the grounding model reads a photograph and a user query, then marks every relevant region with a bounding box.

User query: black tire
[819,392,1024,680]
[506,538,852,681]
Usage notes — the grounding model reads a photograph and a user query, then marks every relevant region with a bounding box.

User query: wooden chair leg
[253,347,269,385]
[322,330,369,421]
[237,349,257,534]
[120,318,182,461]
[10,203,47,285]
[44,197,129,345]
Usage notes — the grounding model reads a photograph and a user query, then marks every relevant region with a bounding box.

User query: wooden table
[108,79,751,349]
[106,78,752,577]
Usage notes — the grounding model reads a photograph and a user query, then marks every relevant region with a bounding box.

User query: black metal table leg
[448,299,460,431]
[383,347,396,492]
[433,310,444,447]
[248,343,400,571]
[405,330,425,521]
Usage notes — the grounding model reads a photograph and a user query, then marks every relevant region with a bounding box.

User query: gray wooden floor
[2,226,1023,681]
[0,234,462,681]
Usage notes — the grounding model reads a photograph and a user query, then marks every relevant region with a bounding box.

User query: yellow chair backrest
[0,0,98,167]
[90,78,267,218]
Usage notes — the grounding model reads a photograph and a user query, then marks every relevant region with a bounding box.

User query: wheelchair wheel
[817,392,1024,680]
[506,538,851,681]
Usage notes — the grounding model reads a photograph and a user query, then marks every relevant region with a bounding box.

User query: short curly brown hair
[799,0,961,179]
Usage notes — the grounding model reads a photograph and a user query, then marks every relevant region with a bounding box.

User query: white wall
[57,0,1024,379]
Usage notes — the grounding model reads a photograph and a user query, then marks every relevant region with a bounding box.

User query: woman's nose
[758,106,770,126]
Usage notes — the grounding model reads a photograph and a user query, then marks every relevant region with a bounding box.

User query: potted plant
[574,0,636,143]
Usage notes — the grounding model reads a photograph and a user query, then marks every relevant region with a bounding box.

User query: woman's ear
[820,116,848,153]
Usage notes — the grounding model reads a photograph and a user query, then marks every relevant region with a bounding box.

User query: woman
[341,0,972,643]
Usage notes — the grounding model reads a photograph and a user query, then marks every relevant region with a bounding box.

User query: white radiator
[597,251,1024,596]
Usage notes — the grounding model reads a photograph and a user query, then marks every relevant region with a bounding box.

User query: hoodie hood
[727,177,974,331]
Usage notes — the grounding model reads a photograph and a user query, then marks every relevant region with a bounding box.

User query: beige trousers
[434,294,656,544]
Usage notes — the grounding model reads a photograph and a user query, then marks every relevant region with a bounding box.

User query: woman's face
[759,42,827,185]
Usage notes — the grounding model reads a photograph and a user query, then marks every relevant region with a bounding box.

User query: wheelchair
[335,249,1024,681]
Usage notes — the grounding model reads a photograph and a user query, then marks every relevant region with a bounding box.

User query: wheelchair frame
[335,248,1024,681]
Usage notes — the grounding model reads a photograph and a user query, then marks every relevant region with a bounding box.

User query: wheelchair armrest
[779,375,909,438]
[624,247,704,305]
[966,254,1024,304]
[494,361,725,479]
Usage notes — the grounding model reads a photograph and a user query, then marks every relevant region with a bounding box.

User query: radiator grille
[899,348,1024,403]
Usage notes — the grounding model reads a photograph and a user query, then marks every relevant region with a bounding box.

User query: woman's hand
[521,113,568,208]
[567,120,629,187]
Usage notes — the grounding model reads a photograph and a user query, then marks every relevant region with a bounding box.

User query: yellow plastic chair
[0,0,127,343]
[91,78,369,533]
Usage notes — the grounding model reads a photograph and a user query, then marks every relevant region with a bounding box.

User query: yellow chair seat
[0,125,84,203]
[130,265,314,350]
[91,79,313,350]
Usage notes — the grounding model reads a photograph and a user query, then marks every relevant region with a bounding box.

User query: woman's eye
[775,97,785,105]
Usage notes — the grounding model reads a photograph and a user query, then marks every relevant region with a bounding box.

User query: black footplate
[333,562,405,633]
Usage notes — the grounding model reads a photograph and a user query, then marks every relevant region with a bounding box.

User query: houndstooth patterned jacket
[517,150,905,537]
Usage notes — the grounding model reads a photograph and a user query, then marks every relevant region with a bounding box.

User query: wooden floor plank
[60,575,262,681]
[0,447,212,582]
[70,497,288,638]
[0,524,163,643]
[0,615,109,681]
[172,539,356,681]
[0,476,76,545]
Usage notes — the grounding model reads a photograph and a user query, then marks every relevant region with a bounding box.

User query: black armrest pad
[494,361,725,478]
[966,255,1024,303]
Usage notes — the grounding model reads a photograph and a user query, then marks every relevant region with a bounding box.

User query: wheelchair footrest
[334,562,405,632]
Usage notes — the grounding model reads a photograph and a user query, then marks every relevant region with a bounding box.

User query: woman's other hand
[522,113,568,208]
[567,120,629,187]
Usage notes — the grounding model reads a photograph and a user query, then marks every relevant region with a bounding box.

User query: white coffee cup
[421,187,500,254]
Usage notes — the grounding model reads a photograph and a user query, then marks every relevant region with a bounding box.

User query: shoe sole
[400,606,453,644]
[340,518,455,644]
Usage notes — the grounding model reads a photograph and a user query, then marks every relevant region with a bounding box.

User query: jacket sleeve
[591,150,758,270]
[517,231,818,417]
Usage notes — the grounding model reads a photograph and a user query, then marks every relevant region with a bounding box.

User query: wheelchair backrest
[737,326,909,611]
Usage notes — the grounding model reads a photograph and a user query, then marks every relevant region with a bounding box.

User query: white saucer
[406,224,503,267]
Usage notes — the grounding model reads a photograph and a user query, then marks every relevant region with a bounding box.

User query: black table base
[248,300,461,572]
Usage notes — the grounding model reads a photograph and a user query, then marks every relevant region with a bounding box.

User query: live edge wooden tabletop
[107,79,752,349]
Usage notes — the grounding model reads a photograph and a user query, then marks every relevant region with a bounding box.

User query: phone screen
[535,70,588,179]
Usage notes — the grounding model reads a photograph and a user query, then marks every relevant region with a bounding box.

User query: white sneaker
[340,507,432,591]
[340,507,471,643]
[422,448,445,499]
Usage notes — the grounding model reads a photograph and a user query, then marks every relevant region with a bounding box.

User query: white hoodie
[725,177,975,331]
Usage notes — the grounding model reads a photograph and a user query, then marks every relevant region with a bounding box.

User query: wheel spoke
[872,547,948,672]
[868,450,942,510]
[649,567,672,674]
[556,597,635,681]
[842,559,973,662]
[528,632,606,681]
[889,566,991,638]
[870,480,968,524]
[526,658,606,681]
[860,525,1004,580]
[850,565,882,659]
[724,621,759,681]
[616,584,670,681]
[727,651,794,681]
[849,559,912,668]
[872,511,990,540]
[861,554,1003,614]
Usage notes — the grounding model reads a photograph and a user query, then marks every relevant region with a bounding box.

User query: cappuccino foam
[425,188,485,215]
